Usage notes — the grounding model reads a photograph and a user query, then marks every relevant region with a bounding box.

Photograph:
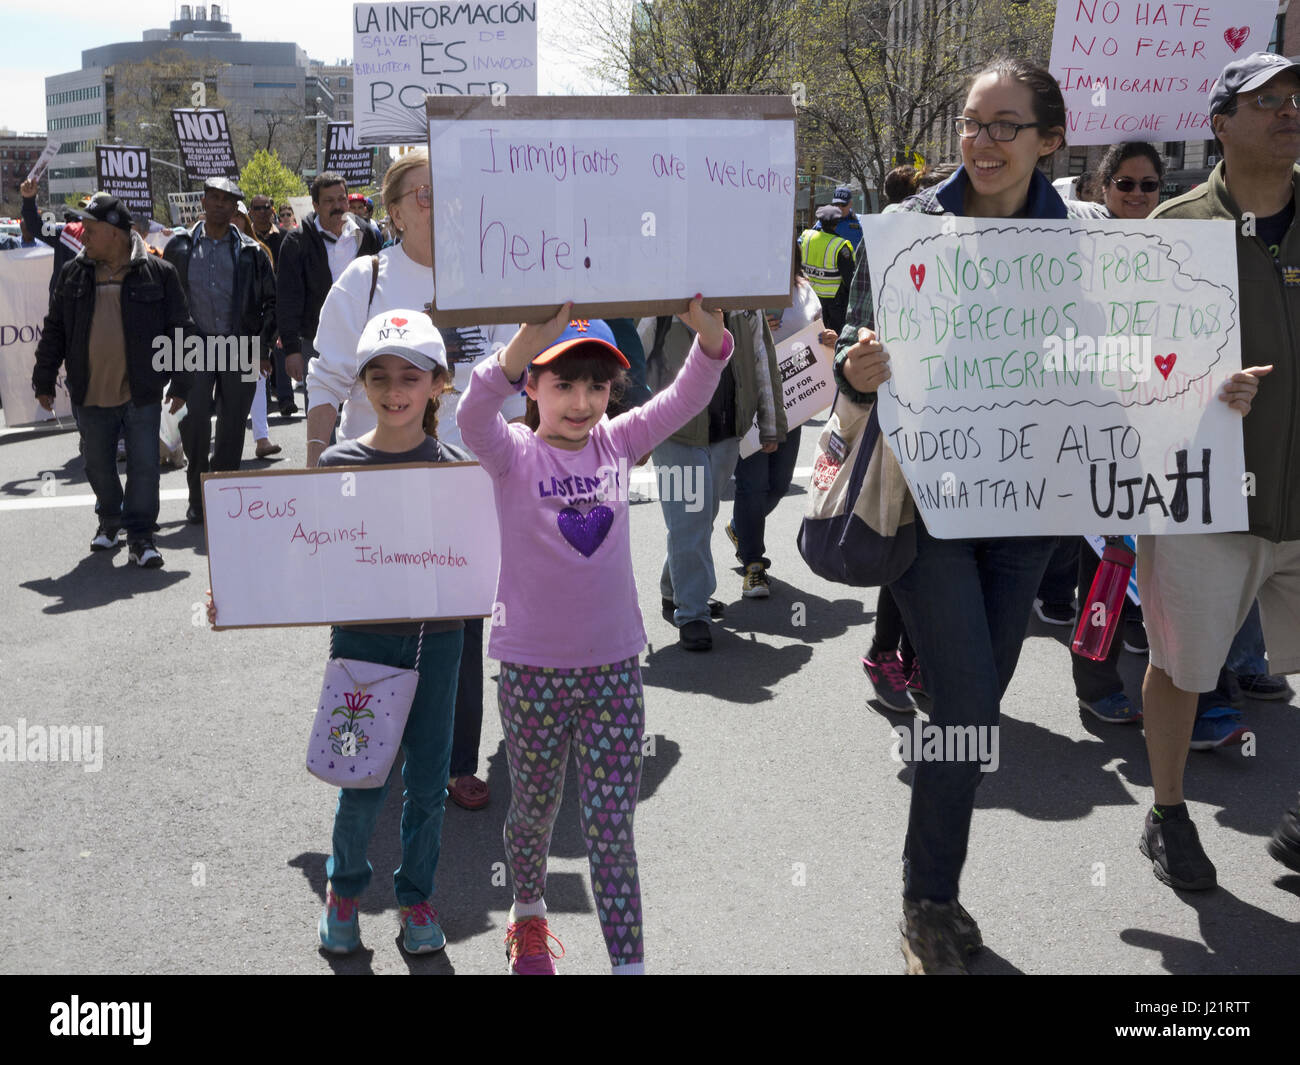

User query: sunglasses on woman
[393,184,431,208]
[1110,177,1160,193]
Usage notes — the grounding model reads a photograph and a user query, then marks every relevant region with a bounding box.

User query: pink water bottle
[1071,536,1135,662]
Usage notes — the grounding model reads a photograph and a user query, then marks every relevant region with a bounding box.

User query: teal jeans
[325,625,462,906]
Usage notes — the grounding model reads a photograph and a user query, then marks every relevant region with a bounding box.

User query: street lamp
[297,97,329,176]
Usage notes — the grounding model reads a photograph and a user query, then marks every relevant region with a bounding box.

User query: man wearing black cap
[814,184,863,254]
[163,176,277,523]
[32,193,194,567]
[1136,52,1300,891]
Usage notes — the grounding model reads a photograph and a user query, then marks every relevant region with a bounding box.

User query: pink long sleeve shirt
[458,332,733,668]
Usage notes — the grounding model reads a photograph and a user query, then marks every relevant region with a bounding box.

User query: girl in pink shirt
[458,299,731,974]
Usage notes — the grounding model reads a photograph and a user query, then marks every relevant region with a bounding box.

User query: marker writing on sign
[478,196,590,277]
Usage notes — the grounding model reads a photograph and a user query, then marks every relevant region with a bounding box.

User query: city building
[0,132,49,211]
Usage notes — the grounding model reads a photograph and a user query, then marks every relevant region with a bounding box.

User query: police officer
[798,206,855,333]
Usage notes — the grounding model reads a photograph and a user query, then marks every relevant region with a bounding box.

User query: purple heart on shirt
[557,505,614,557]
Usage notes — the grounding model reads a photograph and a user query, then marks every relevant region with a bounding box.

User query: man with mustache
[277,172,381,413]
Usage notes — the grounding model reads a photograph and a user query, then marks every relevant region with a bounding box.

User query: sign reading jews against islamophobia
[95,146,153,221]
[862,214,1249,538]
[322,123,374,186]
[170,108,240,179]
[1048,0,1279,146]
[352,1,539,145]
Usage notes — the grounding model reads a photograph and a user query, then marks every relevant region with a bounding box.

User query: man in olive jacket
[163,177,277,522]
[1135,52,1299,892]
[642,310,786,650]
[33,194,194,567]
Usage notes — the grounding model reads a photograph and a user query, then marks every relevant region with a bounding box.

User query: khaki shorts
[1136,533,1300,693]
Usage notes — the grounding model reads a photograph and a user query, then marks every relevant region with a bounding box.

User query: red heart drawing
[1154,353,1177,379]
[1224,27,1249,52]
[390,317,408,326]
[909,264,925,291]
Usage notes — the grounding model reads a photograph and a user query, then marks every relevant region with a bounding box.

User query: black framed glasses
[1250,92,1300,111]
[954,117,1041,141]
[392,184,431,208]
[1110,177,1160,193]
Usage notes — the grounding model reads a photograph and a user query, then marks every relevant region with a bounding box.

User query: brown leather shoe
[255,440,282,458]
[448,774,490,810]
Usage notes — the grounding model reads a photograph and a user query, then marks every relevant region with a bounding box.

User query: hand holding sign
[841,327,891,394]
[1220,365,1272,415]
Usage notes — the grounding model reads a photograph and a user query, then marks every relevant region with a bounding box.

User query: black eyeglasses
[392,184,431,208]
[954,117,1041,142]
[1110,177,1161,193]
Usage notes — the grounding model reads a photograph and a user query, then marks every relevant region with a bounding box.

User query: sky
[0,0,612,135]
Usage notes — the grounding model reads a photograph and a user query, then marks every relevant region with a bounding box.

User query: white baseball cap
[355,309,449,378]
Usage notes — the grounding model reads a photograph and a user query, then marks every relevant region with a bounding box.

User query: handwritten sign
[739,320,835,459]
[425,95,797,326]
[204,463,499,628]
[1049,0,1278,145]
[864,214,1247,537]
[170,108,239,179]
[25,140,60,184]
[353,0,538,145]
[96,146,153,221]
[323,123,374,187]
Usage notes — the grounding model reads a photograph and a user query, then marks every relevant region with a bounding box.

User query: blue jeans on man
[326,625,462,906]
[655,436,741,626]
[889,522,1057,901]
[731,427,802,564]
[73,401,162,540]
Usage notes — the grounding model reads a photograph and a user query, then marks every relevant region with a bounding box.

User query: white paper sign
[739,320,835,459]
[353,0,538,145]
[0,246,73,429]
[1049,0,1278,145]
[167,191,205,228]
[864,214,1247,538]
[427,98,796,324]
[204,463,500,628]
[25,140,60,184]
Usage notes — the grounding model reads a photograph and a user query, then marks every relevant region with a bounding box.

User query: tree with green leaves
[239,149,307,208]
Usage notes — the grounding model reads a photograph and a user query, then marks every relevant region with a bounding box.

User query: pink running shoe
[504,915,565,975]
[862,650,917,712]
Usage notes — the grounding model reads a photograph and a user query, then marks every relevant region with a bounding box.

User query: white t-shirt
[324,215,361,281]
[305,241,525,450]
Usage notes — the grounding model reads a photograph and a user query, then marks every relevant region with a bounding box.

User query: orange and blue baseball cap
[532,318,630,368]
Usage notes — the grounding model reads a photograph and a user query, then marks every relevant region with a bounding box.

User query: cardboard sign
[323,123,374,187]
[1049,0,1278,145]
[739,320,835,459]
[353,0,539,145]
[425,95,797,326]
[0,246,73,428]
[25,140,60,184]
[170,108,239,179]
[95,146,153,221]
[167,191,205,228]
[204,463,500,628]
[864,214,1247,538]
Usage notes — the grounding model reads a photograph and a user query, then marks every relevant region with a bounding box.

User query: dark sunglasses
[249,203,273,211]
[1110,177,1160,193]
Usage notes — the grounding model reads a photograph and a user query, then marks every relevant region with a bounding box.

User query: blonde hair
[380,148,429,237]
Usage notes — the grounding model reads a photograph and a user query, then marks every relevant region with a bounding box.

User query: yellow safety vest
[799,229,851,298]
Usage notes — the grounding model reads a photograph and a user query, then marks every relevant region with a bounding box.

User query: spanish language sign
[1049,0,1278,145]
[95,146,152,221]
[322,123,374,186]
[167,191,205,227]
[204,463,499,628]
[0,246,72,428]
[739,320,835,459]
[170,108,239,179]
[864,214,1247,538]
[425,95,797,326]
[353,0,538,145]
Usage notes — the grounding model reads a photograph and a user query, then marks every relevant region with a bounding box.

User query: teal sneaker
[399,900,446,954]
[318,887,361,953]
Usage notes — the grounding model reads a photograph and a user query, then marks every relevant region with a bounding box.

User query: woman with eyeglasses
[835,57,1107,975]
[1098,141,1165,219]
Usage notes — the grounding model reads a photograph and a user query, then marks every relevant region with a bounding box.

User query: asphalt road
[1,401,1297,976]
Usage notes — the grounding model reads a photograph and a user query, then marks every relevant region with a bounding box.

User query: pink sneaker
[504,915,565,975]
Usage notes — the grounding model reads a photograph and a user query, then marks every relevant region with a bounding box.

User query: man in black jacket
[277,172,381,399]
[19,178,86,293]
[163,177,277,523]
[33,194,193,567]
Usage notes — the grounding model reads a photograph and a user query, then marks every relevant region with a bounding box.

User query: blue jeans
[73,401,161,540]
[326,625,463,906]
[730,427,802,565]
[449,617,484,777]
[889,522,1057,902]
[655,436,741,625]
